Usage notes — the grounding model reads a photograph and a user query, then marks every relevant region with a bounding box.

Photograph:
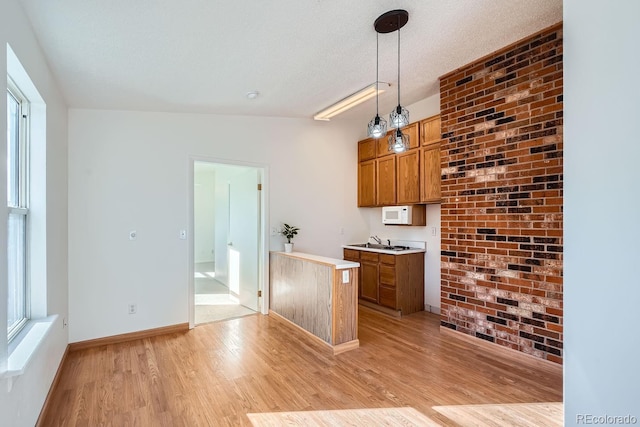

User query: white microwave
[382,205,413,225]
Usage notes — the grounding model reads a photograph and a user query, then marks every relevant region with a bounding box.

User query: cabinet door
[360,261,379,303]
[376,156,396,206]
[358,159,376,207]
[420,115,441,146]
[396,149,421,204]
[379,286,397,309]
[358,138,377,161]
[404,122,420,150]
[420,144,441,203]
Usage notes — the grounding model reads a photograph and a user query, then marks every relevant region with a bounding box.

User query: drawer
[379,286,397,309]
[379,264,396,287]
[360,251,379,263]
[343,249,360,261]
[379,254,396,265]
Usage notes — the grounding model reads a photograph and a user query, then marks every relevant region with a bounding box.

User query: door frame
[188,155,270,329]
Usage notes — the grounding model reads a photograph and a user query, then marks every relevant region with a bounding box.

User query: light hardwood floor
[40,307,562,426]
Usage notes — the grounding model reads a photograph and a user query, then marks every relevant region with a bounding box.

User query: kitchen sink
[348,243,412,251]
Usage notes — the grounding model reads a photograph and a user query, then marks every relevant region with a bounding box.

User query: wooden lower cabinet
[343,249,424,315]
[360,261,379,303]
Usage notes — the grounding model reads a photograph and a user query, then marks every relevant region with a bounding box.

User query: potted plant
[281,223,299,253]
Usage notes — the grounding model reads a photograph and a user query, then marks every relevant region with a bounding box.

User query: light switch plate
[342,270,349,283]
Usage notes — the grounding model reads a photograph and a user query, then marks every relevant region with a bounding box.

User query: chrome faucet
[370,235,382,244]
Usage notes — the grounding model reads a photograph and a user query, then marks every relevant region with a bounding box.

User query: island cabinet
[270,252,360,355]
[343,249,424,316]
[357,119,440,207]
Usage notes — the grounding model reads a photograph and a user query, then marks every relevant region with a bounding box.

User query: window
[7,77,29,342]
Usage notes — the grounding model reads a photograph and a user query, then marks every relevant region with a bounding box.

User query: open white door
[227,168,259,311]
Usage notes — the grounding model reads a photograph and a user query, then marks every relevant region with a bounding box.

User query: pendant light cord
[397,16,401,106]
[376,33,379,115]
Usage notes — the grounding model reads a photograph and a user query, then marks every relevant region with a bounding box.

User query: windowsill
[3,315,57,379]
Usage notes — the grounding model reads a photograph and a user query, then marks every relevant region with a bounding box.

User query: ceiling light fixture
[313,82,387,121]
[367,33,387,138]
[373,9,410,153]
[246,91,260,100]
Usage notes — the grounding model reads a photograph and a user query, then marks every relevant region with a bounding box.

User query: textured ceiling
[20,0,562,121]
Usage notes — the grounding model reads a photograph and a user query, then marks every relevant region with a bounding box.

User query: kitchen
[2,1,639,425]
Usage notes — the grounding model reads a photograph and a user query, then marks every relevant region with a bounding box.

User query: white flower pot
[284,243,293,253]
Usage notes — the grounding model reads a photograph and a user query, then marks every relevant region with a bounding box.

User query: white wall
[362,93,443,312]
[194,166,215,264]
[68,109,367,342]
[564,0,640,424]
[0,1,68,426]
[214,170,230,285]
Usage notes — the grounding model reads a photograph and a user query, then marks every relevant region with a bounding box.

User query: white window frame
[7,76,30,343]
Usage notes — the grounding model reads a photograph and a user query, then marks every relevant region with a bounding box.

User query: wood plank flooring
[40,307,562,426]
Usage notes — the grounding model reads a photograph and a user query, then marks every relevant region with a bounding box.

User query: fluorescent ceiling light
[314,82,388,121]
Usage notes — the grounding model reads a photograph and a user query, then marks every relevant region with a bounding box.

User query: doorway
[191,160,265,326]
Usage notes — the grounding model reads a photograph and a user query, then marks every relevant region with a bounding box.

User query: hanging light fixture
[389,12,409,129]
[389,127,409,153]
[373,9,410,153]
[367,33,387,138]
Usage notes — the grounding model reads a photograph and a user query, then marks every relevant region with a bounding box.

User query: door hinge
[258,290,262,297]
[257,184,262,191]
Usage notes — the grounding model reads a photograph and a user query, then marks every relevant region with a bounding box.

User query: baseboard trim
[332,339,360,355]
[439,326,563,373]
[68,323,190,352]
[268,310,358,355]
[35,344,69,427]
[358,300,402,317]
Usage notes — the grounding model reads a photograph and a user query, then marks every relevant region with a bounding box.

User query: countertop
[342,241,426,255]
[272,251,360,270]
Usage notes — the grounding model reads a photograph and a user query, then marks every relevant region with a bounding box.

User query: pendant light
[372,10,410,153]
[367,33,387,138]
[389,128,409,153]
[389,13,409,129]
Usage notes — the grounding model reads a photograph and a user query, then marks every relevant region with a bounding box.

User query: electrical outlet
[431,227,437,236]
[342,270,349,283]
[128,304,137,314]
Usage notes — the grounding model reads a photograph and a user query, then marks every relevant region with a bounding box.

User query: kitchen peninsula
[269,251,360,355]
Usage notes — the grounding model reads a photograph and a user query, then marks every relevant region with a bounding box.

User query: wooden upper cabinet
[358,138,377,162]
[376,156,396,206]
[358,159,376,207]
[420,115,441,146]
[377,122,420,157]
[420,143,442,203]
[396,149,421,204]
[403,122,420,150]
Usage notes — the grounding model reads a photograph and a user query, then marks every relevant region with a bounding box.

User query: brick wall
[439,23,563,363]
